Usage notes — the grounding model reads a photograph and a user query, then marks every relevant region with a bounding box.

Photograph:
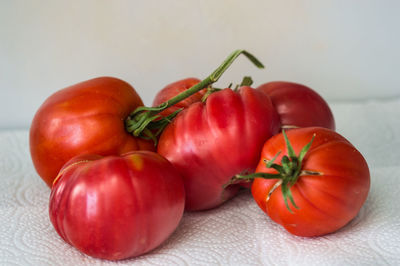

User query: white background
[1,0,399,129]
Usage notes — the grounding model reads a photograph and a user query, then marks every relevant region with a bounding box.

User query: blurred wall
[1,0,399,129]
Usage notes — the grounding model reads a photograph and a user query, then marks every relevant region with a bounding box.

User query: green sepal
[282,130,296,159]
[299,134,316,163]
[281,181,300,213]
[239,76,253,87]
[264,151,281,168]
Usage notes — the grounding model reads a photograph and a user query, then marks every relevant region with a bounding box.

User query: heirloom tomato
[49,151,185,260]
[251,127,370,237]
[30,77,154,187]
[152,77,207,118]
[257,81,335,130]
[157,86,280,211]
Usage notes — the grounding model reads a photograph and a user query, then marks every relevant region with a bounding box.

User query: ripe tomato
[157,86,280,211]
[30,77,154,187]
[49,151,185,260]
[152,77,206,118]
[251,127,370,237]
[257,81,335,130]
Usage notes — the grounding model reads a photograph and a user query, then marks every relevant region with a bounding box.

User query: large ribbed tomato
[257,81,335,130]
[157,86,280,211]
[251,127,370,237]
[30,77,154,187]
[49,151,185,260]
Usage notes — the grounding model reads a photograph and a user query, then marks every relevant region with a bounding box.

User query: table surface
[1,98,399,266]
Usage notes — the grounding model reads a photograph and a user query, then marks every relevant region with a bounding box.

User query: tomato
[257,81,335,130]
[251,127,370,237]
[49,151,185,260]
[157,86,281,211]
[152,78,207,118]
[30,77,154,187]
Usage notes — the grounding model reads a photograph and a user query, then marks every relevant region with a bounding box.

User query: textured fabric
[1,98,399,265]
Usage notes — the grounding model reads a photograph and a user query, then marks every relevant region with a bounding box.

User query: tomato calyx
[230,130,322,212]
[125,50,264,144]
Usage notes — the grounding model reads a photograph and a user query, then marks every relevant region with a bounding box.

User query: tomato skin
[152,78,206,118]
[251,127,370,237]
[49,151,185,260]
[30,77,154,187]
[257,81,335,130]
[158,86,281,211]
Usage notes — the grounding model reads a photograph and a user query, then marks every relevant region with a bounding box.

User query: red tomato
[30,77,154,187]
[49,151,185,260]
[251,127,370,237]
[157,86,281,211]
[152,77,207,118]
[257,81,335,130]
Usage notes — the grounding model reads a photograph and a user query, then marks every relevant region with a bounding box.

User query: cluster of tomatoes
[29,50,370,261]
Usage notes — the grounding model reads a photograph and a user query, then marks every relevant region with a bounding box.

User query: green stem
[223,172,283,189]
[125,49,264,142]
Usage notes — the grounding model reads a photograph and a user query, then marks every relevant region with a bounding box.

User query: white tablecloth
[1,98,399,265]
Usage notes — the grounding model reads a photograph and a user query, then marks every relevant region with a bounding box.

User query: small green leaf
[239,76,253,87]
[242,50,265,68]
[281,156,291,175]
[281,182,293,213]
[264,151,281,168]
[282,130,296,159]
[281,181,299,213]
[298,133,316,163]
[269,163,284,173]
[286,185,299,210]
